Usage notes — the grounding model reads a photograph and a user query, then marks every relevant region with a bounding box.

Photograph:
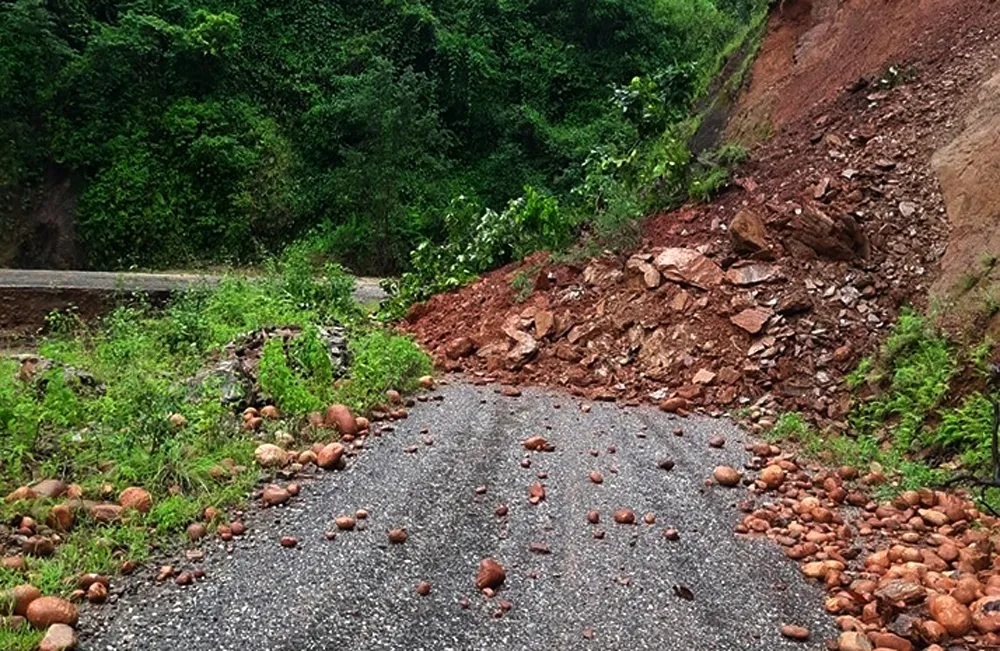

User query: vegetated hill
[0,0,765,273]
[406,0,1000,451]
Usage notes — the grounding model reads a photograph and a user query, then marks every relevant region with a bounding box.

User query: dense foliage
[2,0,765,273]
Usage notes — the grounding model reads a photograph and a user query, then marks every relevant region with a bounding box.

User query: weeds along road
[81,381,834,651]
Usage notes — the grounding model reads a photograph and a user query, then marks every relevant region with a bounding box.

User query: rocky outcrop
[930,67,1000,302]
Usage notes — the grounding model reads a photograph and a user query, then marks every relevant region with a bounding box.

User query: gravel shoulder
[81,381,834,651]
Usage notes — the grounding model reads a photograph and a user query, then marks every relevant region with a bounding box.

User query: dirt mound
[406,0,1000,428]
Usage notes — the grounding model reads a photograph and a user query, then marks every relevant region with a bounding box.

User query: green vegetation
[769,309,1000,499]
[3,0,768,278]
[0,262,429,604]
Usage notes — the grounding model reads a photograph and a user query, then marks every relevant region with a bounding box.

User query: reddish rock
[317,443,345,469]
[39,623,77,651]
[86,581,108,604]
[324,404,358,437]
[713,466,741,487]
[730,209,769,255]
[416,580,432,596]
[929,594,973,636]
[187,523,207,541]
[261,485,291,507]
[476,558,506,591]
[10,584,41,616]
[779,624,810,641]
[613,508,635,525]
[26,596,78,628]
[279,536,298,548]
[522,436,554,452]
[335,516,356,530]
[589,471,604,485]
[730,307,773,334]
[388,528,408,544]
[444,337,476,359]
[528,482,546,504]
[32,480,67,499]
[254,444,287,468]
[45,505,74,532]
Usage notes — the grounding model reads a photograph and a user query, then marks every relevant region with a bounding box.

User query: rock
[760,465,786,489]
[929,594,973,636]
[476,558,506,591]
[26,596,78,629]
[972,595,1000,633]
[444,337,476,359]
[657,459,675,471]
[730,209,769,255]
[415,580,432,596]
[279,536,298,548]
[726,262,779,286]
[5,486,37,503]
[589,471,603,485]
[8,584,41,616]
[388,528,408,544]
[501,385,522,397]
[522,436,554,452]
[713,466,741,487]
[527,482,546,504]
[779,624,809,641]
[503,318,538,368]
[260,405,280,420]
[776,290,813,315]
[335,516,356,530]
[418,375,435,389]
[317,443,345,469]
[791,203,870,261]
[534,311,555,339]
[873,579,925,604]
[168,412,188,429]
[231,522,246,536]
[88,503,123,523]
[254,444,287,468]
[837,631,873,651]
[918,508,949,527]
[658,397,690,414]
[692,369,716,385]
[32,480,67,499]
[39,624,77,651]
[186,523,207,541]
[118,487,152,513]
[45,505,74,532]
[708,435,725,448]
[867,632,912,651]
[261,485,290,507]
[85,582,107,604]
[653,248,724,289]
[174,571,193,586]
[613,508,635,525]
[730,307,773,334]
[587,511,600,524]
[324,404,358,437]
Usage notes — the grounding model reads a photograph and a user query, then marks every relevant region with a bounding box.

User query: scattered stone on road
[82,382,834,650]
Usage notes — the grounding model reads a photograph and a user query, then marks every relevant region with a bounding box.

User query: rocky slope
[406,0,1000,433]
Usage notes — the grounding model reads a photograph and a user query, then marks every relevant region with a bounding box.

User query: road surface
[81,382,834,651]
[0,269,387,303]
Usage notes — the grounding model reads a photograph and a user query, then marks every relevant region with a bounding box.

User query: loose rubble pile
[723,440,1000,650]
[405,16,1000,433]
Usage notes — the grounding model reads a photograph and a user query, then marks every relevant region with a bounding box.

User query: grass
[509,264,542,303]
[0,253,430,602]
[768,308,999,503]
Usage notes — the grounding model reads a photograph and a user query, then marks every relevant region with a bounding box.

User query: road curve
[0,269,386,303]
[81,382,834,651]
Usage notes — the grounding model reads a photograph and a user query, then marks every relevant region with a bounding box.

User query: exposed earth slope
[406,0,1000,432]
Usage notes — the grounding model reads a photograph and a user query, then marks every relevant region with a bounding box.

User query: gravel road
[81,381,835,651]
